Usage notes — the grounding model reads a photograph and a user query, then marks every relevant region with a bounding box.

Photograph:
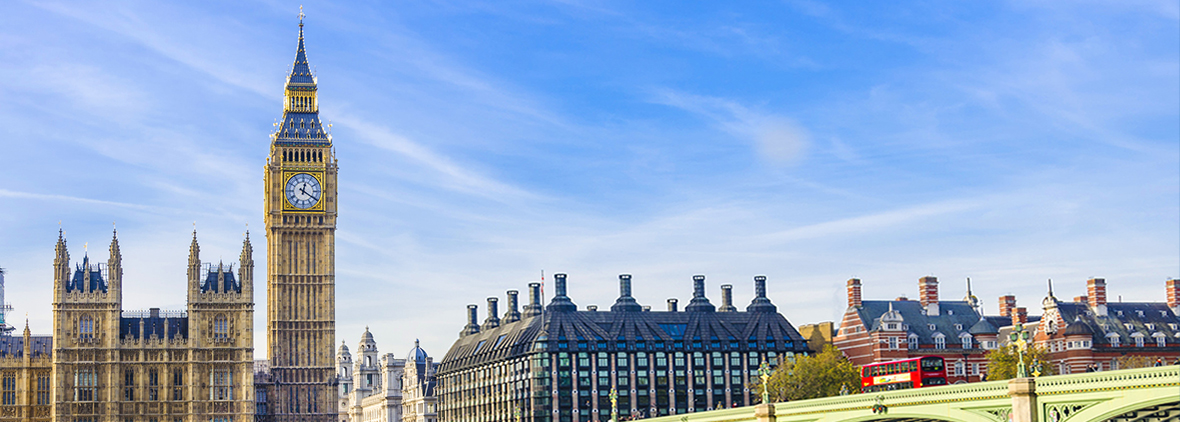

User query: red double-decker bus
[860,356,947,393]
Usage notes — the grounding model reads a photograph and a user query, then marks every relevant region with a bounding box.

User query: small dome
[407,339,429,362]
[360,327,377,347]
[969,318,998,335]
[338,340,351,355]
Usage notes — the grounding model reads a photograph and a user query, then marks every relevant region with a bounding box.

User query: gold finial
[299,5,305,27]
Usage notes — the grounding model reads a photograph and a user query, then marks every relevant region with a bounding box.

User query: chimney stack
[504,290,521,323]
[611,274,642,312]
[667,298,678,312]
[919,276,939,316]
[847,278,862,308]
[483,297,500,329]
[747,275,776,312]
[1073,296,1087,303]
[1166,279,1178,314]
[546,273,577,312]
[719,284,736,312]
[1087,278,1107,316]
[999,295,1017,317]
[685,275,715,312]
[524,282,542,317]
[1012,307,1028,325]
[461,304,480,336]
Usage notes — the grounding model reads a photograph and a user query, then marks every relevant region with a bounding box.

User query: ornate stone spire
[275,10,329,144]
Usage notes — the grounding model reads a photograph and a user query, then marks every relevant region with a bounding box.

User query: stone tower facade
[51,229,254,421]
[257,13,339,422]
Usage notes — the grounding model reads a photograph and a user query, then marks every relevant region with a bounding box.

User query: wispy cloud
[651,90,812,165]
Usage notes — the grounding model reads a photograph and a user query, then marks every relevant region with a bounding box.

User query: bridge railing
[1033,364,1180,396]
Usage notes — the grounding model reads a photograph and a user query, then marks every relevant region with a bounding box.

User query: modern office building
[437,274,811,422]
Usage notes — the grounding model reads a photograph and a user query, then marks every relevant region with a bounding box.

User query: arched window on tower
[214,316,229,339]
[80,315,94,340]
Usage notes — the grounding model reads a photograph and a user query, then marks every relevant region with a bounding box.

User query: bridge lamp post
[758,359,773,404]
[609,386,618,422]
[1009,324,1031,378]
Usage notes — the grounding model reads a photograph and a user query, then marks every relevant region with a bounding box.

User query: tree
[754,345,861,402]
[984,344,1054,380]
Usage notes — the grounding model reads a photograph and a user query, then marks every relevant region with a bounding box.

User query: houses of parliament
[0,14,339,422]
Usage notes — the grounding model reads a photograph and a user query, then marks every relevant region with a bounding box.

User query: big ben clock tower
[261,12,338,422]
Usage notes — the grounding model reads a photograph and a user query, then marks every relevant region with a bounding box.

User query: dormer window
[903,324,909,330]
[928,324,936,331]
[908,334,919,349]
[1124,323,1133,331]
[1136,310,1144,317]
[954,324,963,331]
[1170,323,1179,331]
[1132,333,1145,348]
[1117,310,1124,316]
[948,310,954,315]
[886,323,898,330]
[1107,333,1121,347]
[1154,333,1167,347]
[933,334,946,349]
[1146,323,1155,331]
[959,333,972,349]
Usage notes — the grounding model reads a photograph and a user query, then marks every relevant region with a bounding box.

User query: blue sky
[1,1,1176,358]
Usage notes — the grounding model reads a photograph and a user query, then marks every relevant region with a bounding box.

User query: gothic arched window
[79,315,94,340]
[214,316,229,339]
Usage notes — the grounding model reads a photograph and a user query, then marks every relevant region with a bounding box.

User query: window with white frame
[1133,333,1145,348]
[1155,333,1167,347]
[954,360,964,376]
[1107,333,1120,347]
[888,336,898,350]
[934,334,946,349]
[959,333,972,349]
[908,334,919,349]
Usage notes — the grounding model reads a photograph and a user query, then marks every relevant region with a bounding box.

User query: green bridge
[644,365,1179,422]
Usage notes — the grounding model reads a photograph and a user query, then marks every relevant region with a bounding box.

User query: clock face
[285,173,322,209]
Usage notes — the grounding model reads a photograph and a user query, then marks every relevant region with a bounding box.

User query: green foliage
[754,345,861,402]
[984,344,1054,380]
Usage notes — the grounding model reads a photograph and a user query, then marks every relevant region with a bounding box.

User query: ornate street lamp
[610,387,618,422]
[1009,323,1031,378]
[758,359,773,404]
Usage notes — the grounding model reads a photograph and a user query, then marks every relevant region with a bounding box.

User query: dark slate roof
[440,307,810,374]
[854,300,986,342]
[66,256,106,293]
[0,335,52,358]
[201,268,240,294]
[120,314,188,340]
[969,317,999,335]
[1050,300,1180,347]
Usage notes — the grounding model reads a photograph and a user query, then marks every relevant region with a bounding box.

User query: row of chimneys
[461,274,776,337]
[847,276,1180,324]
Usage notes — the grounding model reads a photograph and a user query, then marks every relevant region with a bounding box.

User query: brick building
[832,277,1000,383]
[1031,278,1180,374]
